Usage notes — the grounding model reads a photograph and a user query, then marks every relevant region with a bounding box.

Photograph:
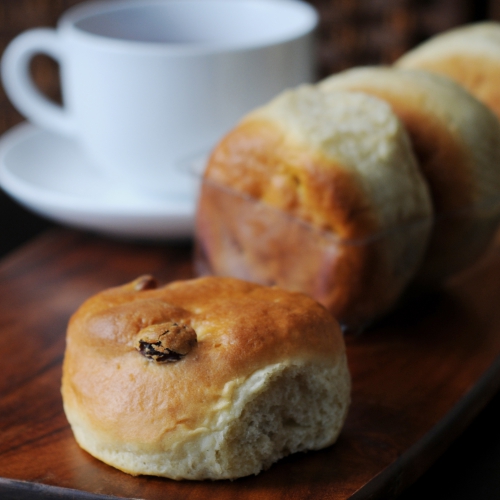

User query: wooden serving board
[1,228,500,499]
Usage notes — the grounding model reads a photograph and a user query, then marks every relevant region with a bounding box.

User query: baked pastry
[196,85,432,329]
[320,67,500,283]
[62,275,350,480]
[396,22,500,120]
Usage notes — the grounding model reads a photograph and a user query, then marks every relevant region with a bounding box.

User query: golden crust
[205,118,380,240]
[62,276,347,478]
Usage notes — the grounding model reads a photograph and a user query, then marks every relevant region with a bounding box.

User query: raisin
[135,321,197,363]
[132,275,158,291]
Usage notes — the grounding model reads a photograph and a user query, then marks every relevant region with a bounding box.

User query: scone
[62,275,350,480]
[196,85,432,329]
[320,67,500,283]
[396,21,500,120]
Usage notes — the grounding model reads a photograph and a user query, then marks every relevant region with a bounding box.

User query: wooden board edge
[350,351,500,499]
[0,478,126,500]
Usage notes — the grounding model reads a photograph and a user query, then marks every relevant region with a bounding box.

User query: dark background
[1,0,500,498]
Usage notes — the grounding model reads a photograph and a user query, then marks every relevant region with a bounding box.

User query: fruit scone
[196,84,433,329]
[62,275,351,480]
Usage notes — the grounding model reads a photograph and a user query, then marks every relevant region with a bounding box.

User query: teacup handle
[1,28,76,136]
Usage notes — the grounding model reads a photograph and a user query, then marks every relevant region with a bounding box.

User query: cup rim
[58,0,318,54]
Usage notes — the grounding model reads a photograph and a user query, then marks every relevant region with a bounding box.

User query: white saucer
[0,123,201,239]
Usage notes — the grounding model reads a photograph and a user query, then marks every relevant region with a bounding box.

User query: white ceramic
[0,122,201,239]
[1,0,318,194]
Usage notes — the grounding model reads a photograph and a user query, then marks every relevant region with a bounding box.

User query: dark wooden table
[2,226,500,499]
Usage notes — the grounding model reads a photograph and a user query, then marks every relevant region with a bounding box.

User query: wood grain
[1,228,500,499]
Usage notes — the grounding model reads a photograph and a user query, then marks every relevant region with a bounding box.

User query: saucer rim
[0,122,197,239]
[0,122,196,217]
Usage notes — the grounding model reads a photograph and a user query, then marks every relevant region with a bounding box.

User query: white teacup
[1,0,318,195]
